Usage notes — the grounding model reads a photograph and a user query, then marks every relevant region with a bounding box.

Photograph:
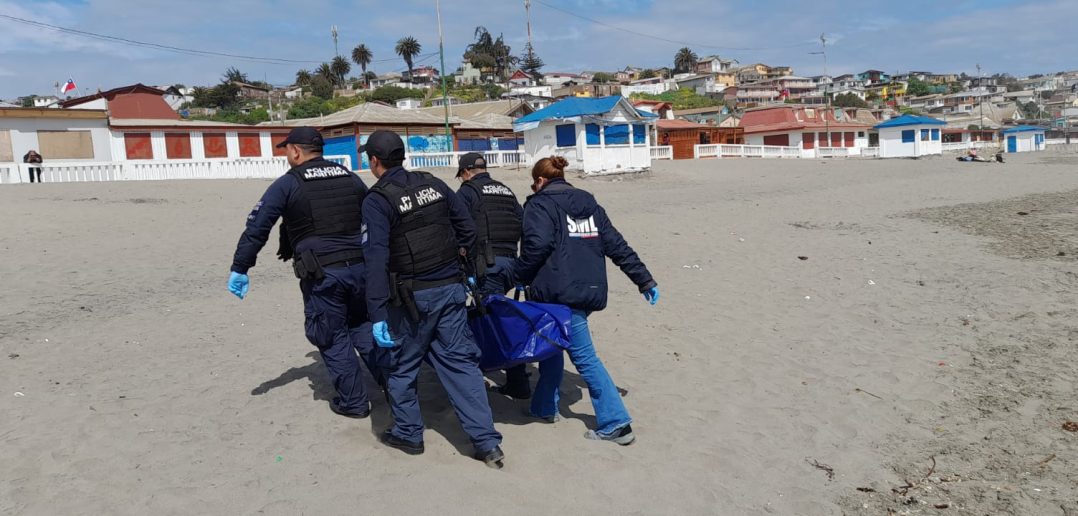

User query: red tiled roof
[740,105,869,134]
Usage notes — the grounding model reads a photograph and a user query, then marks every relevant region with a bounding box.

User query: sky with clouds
[1,0,1075,99]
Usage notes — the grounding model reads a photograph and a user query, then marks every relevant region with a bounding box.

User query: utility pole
[436,0,452,152]
[809,33,831,149]
[977,63,984,132]
[525,0,533,47]
[331,26,339,57]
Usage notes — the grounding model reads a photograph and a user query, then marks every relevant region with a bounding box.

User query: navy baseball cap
[275,126,324,148]
[456,152,487,176]
[358,130,406,161]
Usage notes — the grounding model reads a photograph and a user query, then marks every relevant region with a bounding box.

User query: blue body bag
[469,295,571,372]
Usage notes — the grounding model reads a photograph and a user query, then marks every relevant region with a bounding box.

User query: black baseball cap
[275,126,324,148]
[456,152,487,176]
[358,130,406,161]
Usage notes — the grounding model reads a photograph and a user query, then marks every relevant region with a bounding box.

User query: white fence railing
[694,144,801,159]
[650,145,673,160]
[405,150,525,170]
[816,147,862,158]
[941,141,996,153]
[2,157,288,184]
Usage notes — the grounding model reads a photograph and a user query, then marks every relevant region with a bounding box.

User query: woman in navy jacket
[487,156,659,445]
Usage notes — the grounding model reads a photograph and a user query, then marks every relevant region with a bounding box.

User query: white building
[873,114,945,158]
[543,72,583,89]
[1,107,113,165]
[514,96,657,175]
[1001,126,1046,153]
[620,77,673,97]
[396,98,423,110]
[32,96,61,108]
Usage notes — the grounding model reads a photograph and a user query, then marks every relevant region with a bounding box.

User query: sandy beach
[2,152,1077,515]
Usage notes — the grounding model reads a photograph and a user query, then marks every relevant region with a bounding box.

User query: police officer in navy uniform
[455,152,530,399]
[484,155,659,446]
[360,130,504,466]
[228,126,380,419]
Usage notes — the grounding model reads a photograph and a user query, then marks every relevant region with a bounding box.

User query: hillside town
[2,30,1074,180]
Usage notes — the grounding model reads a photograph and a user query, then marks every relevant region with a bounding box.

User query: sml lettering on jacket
[567,214,599,238]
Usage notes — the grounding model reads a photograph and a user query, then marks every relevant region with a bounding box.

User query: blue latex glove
[372,321,395,348]
[228,272,249,299]
[643,286,660,306]
[467,276,477,288]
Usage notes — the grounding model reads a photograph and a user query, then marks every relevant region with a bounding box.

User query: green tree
[368,85,425,104]
[309,75,334,99]
[464,27,515,82]
[295,69,311,87]
[630,89,721,110]
[395,36,422,82]
[591,72,614,84]
[639,69,657,80]
[19,95,36,107]
[906,77,931,97]
[351,44,373,87]
[832,92,869,108]
[287,96,332,119]
[481,83,505,100]
[674,47,698,74]
[330,56,351,86]
[519,42,544,79]
[223,67,248,84]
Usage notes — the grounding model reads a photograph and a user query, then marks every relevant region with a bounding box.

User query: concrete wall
[67,99,108,111]
[3,117,112,162]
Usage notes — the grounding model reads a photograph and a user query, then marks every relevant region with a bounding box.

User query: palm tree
[674,47,698,74]
[395,36,422,82]
[351,44,373,87]
[316,62,335,85]
[295,69,311,87]
[330,56,351,86]
[223,66,248,84]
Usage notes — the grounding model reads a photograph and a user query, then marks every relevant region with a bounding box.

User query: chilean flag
[61,79,77,94]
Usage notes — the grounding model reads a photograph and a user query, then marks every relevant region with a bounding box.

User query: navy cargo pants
[384,283,502,453]
[300,263,383,415]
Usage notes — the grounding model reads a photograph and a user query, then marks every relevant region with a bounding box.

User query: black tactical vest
[369,171,460,276]
[463,175,522,255]
[281,159,364,250]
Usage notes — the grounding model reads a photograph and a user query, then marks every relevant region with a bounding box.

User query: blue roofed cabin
[1001,126,1046,153]
[513,96,658,174]
[873,114,946,158]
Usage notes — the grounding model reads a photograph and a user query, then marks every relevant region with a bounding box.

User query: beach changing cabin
[1001,126,1046,153]
[873,115,946,158]
[513,96,657,174]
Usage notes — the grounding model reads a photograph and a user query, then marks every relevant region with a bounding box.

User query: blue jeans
[530,310,632,436]
[385,283,502,453]
[300,263,381,414]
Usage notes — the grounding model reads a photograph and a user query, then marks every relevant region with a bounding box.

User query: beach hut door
[1007,136,1017,153]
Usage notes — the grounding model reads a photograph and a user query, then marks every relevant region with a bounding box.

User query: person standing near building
[483,156,659,446]
[455,152,530,399]
[361,130,504,467]
[227,127,380,419]
[23,150,43,183]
